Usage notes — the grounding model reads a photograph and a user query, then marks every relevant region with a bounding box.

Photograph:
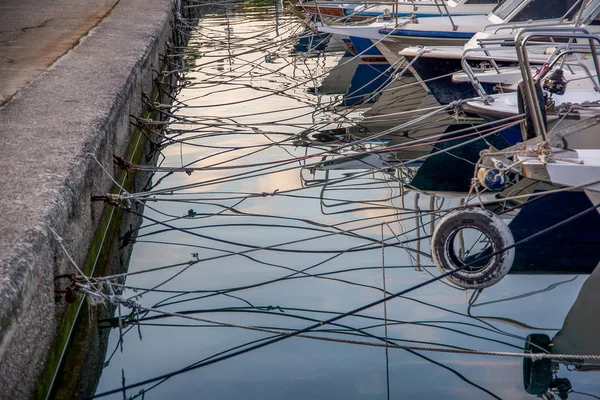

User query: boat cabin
[487,0,580,24]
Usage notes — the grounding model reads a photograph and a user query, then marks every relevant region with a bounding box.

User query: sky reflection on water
[93,2,600,399]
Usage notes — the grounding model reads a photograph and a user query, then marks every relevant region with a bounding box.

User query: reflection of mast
[226,9,233,68]
[552,263,600,365]
[275,0,280,36]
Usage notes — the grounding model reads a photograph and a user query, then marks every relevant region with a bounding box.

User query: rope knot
[260,189,279,197]
[108,295,140,311]
[113,155,133,171]
[91,193,132,210]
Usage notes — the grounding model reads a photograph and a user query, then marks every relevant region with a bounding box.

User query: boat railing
[475,34,582,48]
[460,46,518,103]
[475,35,593,71]
[474,36,585,79]
[381,0,460,29]
[474,25,598,73]
[434,0,457,30]
[562,0,588,23]
[459,42,595,104]
[482,19,570,35]
[515,27,600,141]
[548,48,600,91]
[461,36,558,101]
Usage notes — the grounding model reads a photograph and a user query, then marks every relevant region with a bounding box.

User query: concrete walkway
[0,0,179,397]
[0,0,119,105]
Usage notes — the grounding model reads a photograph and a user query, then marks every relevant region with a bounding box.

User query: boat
[429,28,600,290]
[316,0,499,64]
[371,0,505,65]
[296,0,358,18]
[299,0,498,20]
[462,27,600,146]
[400,0,591,104]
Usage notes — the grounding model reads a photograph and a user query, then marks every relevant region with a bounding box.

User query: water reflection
[77,1,600,399]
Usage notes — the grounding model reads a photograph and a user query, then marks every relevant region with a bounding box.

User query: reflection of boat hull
[363,74,429,118]
[509,191,600,274]
[340,62,394,107]
[293,31,331,53]
[552,263,600,362]
[311,54,360,95]
[305,129,393,145]
[320,150,425,170]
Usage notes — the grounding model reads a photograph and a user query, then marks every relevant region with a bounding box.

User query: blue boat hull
[349,36,383,57]
[410,123,510,193]
[404,55,497,105]
[508,191,600,274]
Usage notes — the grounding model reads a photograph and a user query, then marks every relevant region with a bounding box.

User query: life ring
[431,207,515,289]
[523,334,552,395]
[517,81,547,141]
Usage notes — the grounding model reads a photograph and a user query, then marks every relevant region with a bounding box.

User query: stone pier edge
[0,0,193,397]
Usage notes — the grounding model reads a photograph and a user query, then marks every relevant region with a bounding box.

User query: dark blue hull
[410,123,511,193]
[481,116,523,146]
[349,36,384,57]
[405,55,497,105]
[508,191,600,274]
[465,192,600,274]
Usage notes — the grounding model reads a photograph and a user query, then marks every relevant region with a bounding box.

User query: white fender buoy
[431,207,515,289]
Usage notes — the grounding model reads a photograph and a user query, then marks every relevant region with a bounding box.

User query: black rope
[89,201,600,399]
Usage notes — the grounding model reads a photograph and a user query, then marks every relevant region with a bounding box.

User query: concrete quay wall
[0,0,188,397]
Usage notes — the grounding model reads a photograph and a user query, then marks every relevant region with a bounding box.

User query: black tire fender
[431,207,515,289]
[523,334,552,395]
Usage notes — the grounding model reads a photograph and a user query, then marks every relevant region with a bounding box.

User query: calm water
[91,2,600,399]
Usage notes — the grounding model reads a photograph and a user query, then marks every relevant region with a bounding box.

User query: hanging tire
[431,207,515,289]
[517,81,547,141]
[523,334,552,395]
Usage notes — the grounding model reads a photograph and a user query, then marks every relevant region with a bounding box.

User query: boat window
[511,0,578,21]
[492,0,525,20]
[579,0,600,24]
